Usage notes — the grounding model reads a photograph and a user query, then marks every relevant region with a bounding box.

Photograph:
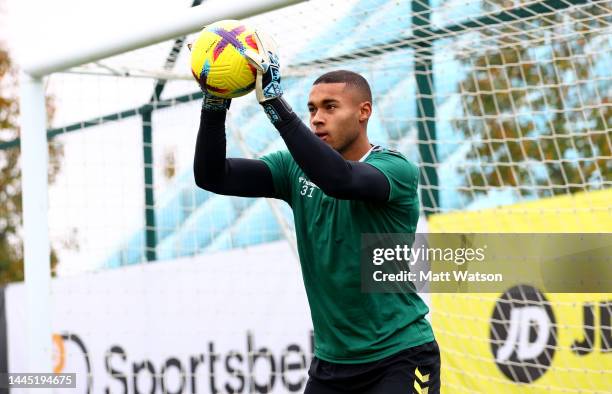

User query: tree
[0,45,63,284]
[454,1,611,199]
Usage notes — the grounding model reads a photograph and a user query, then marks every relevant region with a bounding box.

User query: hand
[201,90,231,112]
[244,30,282,103]
[188,41,231,111]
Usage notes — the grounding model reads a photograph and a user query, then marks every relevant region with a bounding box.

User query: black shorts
[304,340,441,394]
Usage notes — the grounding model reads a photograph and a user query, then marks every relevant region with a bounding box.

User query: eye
[308,106,316,114]
[326,104,336,110]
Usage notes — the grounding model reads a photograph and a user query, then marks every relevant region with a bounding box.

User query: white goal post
[17,0,305,383]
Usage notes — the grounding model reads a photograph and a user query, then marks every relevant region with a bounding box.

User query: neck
[340,134,372,161]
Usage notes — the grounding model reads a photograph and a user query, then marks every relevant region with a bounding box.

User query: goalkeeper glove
[201,91,231,112]
[244,30,283,103]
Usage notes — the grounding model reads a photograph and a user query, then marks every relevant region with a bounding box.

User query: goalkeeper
[193,32,441,394]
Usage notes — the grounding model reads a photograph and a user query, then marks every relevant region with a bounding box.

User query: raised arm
[193,102,276,198]
[264,99,390,202]
[244,32,389,202]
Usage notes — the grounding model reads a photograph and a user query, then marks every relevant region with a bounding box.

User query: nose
[311,110,324,127]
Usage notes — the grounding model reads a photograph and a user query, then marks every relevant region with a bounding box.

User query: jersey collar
[359,145,377,162]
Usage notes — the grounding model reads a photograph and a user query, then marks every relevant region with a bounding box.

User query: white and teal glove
[244,30,283,103]
[244,30,296,124]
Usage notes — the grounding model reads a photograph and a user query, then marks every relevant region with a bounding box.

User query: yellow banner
[428,189,611,393]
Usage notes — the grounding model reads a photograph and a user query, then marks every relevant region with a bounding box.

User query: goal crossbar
[21,0,304,78]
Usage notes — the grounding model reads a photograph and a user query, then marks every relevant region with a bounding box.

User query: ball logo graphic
[490,285,557,383]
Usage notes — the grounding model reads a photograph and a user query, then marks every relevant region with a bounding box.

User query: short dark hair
[313,70,372,102]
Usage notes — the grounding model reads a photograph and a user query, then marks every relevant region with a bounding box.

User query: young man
[193,34,441,393]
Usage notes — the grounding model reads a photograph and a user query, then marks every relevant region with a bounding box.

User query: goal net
[7,0,611,393]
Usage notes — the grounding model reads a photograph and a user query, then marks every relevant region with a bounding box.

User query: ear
[359,101,372,123]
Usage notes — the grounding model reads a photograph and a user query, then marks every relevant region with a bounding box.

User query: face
[307,83,371,154]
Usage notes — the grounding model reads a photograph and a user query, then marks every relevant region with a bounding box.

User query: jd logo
[490,285,556,383]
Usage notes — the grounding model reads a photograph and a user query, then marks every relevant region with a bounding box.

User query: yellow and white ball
[190,20,259,99]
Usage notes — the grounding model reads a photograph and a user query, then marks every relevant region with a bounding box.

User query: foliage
[455,1,611,198]
[0,46,63,284]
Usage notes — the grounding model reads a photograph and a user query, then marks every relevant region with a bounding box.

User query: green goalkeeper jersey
[260,146,434,363]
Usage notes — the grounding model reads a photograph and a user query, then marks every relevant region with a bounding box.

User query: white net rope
[20,1,610,393]
[43,0,611,268]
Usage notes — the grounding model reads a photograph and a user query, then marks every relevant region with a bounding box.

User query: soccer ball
[190,20,259,99]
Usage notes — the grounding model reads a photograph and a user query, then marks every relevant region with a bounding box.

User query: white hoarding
[6,240,313,394]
